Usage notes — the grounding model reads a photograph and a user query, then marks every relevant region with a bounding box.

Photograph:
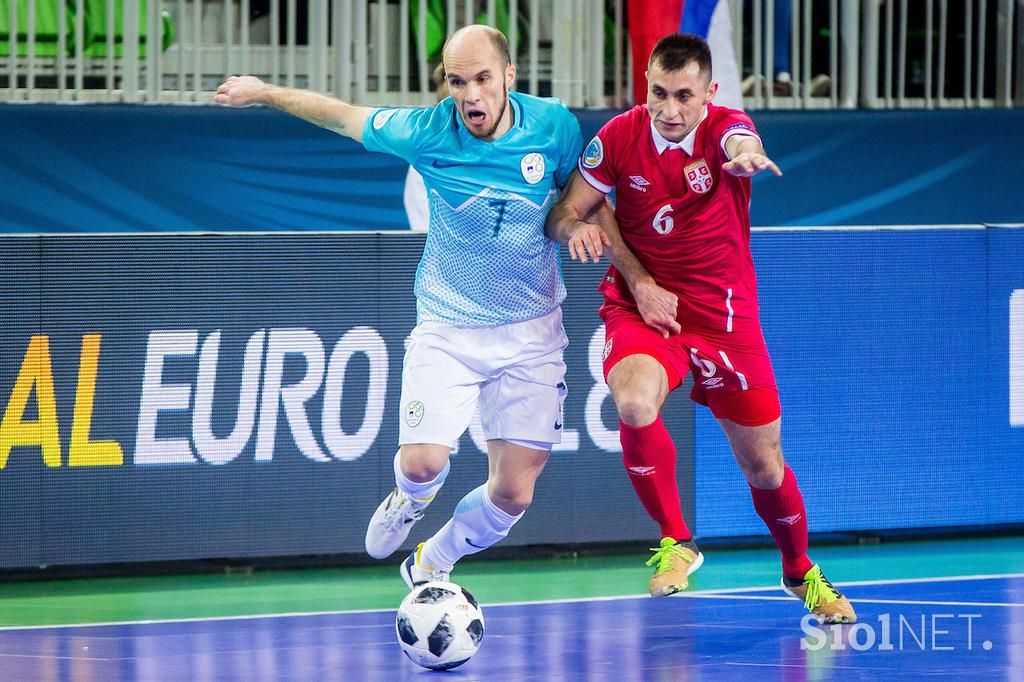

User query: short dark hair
[649,33,712,81]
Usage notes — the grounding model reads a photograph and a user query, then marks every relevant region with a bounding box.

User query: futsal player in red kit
[546,34,855,623]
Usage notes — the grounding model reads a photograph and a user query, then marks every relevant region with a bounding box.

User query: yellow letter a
[69,334,124,466]
[0,335,62,468]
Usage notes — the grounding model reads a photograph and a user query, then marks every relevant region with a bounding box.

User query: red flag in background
[627,0,685,105]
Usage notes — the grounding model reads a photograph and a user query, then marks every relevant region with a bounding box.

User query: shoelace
[382,492,423,532]
[802,565,840,611]
[645,538,692,575]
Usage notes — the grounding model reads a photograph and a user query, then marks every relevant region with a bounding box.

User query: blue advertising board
[0,234,693,569]
[0,105,1021,232]
[1,226,1022,568]
[695,226,1024,537]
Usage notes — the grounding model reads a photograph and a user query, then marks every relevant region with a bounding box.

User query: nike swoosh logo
[465,538,487,549]
[432,159,465,168]
[554,422,562,430]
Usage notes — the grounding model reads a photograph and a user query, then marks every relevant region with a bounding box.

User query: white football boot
[365,488,433,559]
[400,542,452,589]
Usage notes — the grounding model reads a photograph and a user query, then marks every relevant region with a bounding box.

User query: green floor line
[1,536,1021,627]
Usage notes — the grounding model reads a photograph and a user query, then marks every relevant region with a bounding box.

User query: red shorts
[600,306,781,426]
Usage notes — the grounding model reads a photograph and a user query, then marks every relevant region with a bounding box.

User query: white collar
[650,106,708,155]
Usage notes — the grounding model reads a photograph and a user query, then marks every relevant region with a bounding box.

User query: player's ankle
[782,556,814,580]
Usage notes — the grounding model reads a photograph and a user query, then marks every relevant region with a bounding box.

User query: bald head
[441,25,516,141]
[442,24,511,68]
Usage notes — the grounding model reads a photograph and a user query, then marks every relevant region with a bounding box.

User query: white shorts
[398,308,569,450]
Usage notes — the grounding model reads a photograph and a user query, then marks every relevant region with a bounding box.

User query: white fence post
[860,0,879,108]
[1017,0,1024,107]
[150,0,161,101]
[839,0,859,108]
[995,0,1017,107]
[124,0,140,101]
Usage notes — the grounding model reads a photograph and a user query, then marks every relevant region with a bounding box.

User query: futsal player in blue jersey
[215,25,584,588]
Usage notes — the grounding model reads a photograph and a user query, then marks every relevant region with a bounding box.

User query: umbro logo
[629,175,650,192]
[702,377,725,388]
[627,466,656,476]
[776,514,802,526]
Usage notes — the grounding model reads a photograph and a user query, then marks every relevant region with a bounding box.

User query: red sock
[619,416,691,541]
[749,464,814,579]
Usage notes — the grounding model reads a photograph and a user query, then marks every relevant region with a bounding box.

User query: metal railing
[0,0,629,105]
[737,0,1024,109]
[1,0,1021,108]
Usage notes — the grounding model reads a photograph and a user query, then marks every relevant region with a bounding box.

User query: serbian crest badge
[684,159,714,194]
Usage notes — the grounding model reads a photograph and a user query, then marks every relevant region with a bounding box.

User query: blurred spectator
[249,0,309,45]
[772,0,793,94]
[741,0,831,97]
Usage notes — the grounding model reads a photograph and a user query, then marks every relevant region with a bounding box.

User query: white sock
[421,484,523,570]
[394,450,450,507]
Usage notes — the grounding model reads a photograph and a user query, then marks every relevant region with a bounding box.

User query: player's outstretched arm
[722,135,783,178]
[545,171,611,263]
[213,75,373,143]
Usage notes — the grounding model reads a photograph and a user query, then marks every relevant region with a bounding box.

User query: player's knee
[742,449,785,489]
[400,448,449,482]
[488,487,533,516]
[614,393,661,427]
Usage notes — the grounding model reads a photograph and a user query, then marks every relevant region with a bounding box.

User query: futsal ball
[395,581,485,670]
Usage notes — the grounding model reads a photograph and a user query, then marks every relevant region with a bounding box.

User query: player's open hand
[567,222,611,264]
[723,152,782,178]
[213,75,271,107]
[634,280,681,338]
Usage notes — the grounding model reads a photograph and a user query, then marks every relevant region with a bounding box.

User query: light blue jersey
[362,92,583,326]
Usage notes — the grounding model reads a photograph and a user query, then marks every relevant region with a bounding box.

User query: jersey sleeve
[577,115,625,195]
[361,107,431,163]
[554,106,585,190]
[715,110,761,160]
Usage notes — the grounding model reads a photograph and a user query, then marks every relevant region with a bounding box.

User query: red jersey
[579,103,763,334]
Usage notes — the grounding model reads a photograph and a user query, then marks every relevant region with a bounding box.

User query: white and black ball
[395,581,485,670]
